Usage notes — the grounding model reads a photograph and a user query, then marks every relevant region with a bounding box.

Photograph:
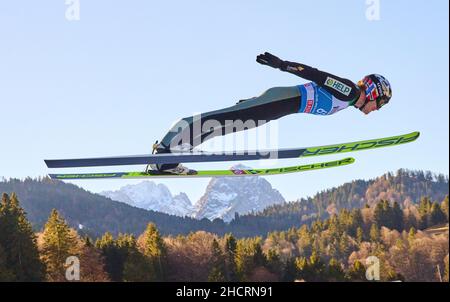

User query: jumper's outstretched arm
[256,52,361,102]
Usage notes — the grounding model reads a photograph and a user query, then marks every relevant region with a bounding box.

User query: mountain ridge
[100,166,285,222]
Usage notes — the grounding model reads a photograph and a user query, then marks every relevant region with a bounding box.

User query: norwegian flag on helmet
[364,77,379,101]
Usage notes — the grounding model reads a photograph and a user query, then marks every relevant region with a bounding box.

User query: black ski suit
[156,53,362,170]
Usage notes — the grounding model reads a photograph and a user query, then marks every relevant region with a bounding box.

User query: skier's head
[356,74,392,114]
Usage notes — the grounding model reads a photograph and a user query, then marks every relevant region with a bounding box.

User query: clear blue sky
[1,1,448,203]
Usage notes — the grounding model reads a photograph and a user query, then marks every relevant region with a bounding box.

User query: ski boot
[145,141,197,175]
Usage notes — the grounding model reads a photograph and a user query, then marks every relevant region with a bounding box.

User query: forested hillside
[1,193,448,282]
[0,169,448,238]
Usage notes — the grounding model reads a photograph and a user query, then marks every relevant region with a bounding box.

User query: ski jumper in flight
[151,52,393,173]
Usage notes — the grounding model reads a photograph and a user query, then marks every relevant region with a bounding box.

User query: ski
[48,157,355,179]
[45,131,419,168]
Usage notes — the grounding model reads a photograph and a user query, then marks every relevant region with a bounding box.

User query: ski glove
[256,52,284,69]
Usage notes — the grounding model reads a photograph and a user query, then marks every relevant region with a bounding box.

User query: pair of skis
[45,132,420,179]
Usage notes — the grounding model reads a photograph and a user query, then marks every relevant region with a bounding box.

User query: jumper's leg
[154,86,301,171]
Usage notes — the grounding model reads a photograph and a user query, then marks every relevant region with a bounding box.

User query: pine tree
[327,258,346,282]
[404,211,418,230]
[356,227,364,244]
[266,248,283,277]
[223,233,238,281]
[374,200,396,229]
[235,238,265,281]
[287,227,298,243]
[369,224,380,243]
[294,256,308,281]
[418,197,432,229]
[253,239,267,268]
[429,202,446,226]
[346,260,366,281]
[0,243,15,281]
[408,227,416,243]
[0,193,44,281]
[235,240,249,281]
[441,196,449,221]
[208,239,226,282]
[295,252,326,282]
[297,224,312,257]
[40,209,80,281]
[307,252,325,281]
[282,257,297,282]
[383,200,394,229]
[338,232,351,259]
[392,202,404,231]
[349,209,364,236]
[95,232,124,281]
[373,201,385,227]
[119,234,153,282]
[141,223,166,281]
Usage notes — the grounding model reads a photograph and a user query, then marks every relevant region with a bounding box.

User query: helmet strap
[358,102,368,112]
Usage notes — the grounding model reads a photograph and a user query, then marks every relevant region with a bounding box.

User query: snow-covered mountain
[194,165,286,222]
[100,182,194,217]
[100,167,286,222]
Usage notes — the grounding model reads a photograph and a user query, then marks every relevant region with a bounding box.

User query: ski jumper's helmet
[359,74,392,109]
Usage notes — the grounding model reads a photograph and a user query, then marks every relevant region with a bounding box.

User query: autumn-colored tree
[78,237,109,281]
[165,231,216,281]
[247,266,278,282]
[404,207,419,230]
[40,209,79,281]
[0,193,44,281]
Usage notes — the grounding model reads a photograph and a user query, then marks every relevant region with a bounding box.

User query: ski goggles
[357,80,389,111]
